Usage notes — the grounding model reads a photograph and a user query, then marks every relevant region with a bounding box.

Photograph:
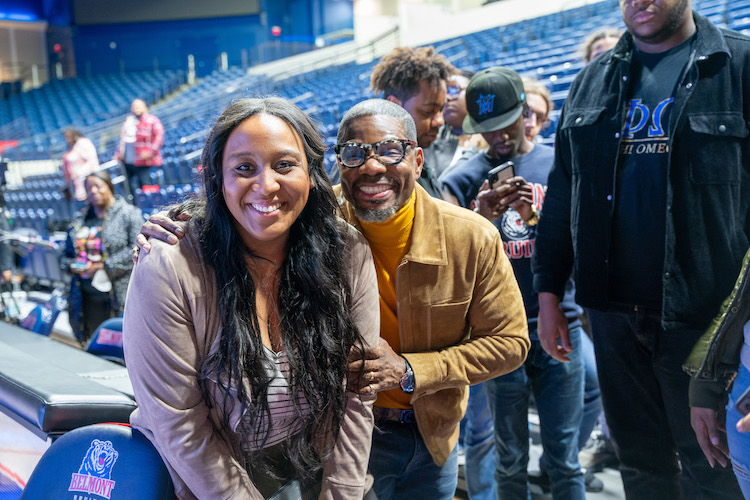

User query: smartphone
[487,161,515,189]
[737,385,750,416]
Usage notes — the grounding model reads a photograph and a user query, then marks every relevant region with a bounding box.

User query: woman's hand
[132,211,190,263]
[690,406,729,468]
[348,338,406,395]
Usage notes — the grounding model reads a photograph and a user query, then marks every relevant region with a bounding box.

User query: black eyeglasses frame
[334,139,418,168]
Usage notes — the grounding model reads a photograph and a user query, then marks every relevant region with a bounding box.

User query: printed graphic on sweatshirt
[619,97,674,157]
[500,182,546,260]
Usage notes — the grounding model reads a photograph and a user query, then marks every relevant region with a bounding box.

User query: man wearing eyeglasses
[336,99,530,499]
[130,98,530,499]
[521,77,553,144]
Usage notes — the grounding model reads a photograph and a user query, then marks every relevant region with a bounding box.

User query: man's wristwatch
[399,358,415,394]
[525,205,540,227]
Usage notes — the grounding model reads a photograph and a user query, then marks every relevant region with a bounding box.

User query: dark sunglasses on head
[334,139,417,168]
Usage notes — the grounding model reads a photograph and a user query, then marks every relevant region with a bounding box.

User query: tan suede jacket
[123,223,380,500]
[336,184,530,466]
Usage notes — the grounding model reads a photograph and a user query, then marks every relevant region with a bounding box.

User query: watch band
[525,205,540,227]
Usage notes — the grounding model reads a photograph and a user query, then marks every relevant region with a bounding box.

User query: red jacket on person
[115,112,164,167]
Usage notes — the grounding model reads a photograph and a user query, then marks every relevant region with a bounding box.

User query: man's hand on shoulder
[131,211,190,264]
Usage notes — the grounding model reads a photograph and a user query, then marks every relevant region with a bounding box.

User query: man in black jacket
[532,0,750,498]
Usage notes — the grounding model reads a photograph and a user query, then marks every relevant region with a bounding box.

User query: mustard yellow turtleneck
[358,189,416,409]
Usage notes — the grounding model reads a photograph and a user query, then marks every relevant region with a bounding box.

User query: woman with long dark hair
[123,98,379,499]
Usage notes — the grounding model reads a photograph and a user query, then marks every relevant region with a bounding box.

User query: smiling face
[221,113,313,257]
[620,0,693,53]
[85,176,113,209]
[338,114,423,223]
[400,79,447,148]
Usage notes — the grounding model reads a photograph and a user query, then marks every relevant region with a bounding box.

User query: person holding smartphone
[686,247,750,497]
[442,67,587,500]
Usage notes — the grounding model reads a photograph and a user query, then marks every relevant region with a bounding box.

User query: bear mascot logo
[69,439,119,499]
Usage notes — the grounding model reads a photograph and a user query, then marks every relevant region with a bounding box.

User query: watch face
[400,372,415,393]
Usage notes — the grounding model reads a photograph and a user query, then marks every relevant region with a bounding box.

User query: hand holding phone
[487,161,515,190]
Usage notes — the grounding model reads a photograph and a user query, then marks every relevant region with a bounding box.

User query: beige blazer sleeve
[124,238,262,500]
[319,227,379,499]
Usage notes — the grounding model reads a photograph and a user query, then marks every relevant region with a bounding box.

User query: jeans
[587,307,743,500]
[368,420,458,500]
[461,383,497,500]
[579,332,602,450]
[727,363,750,499]
[486,329,586,500]
[124,163,157,195]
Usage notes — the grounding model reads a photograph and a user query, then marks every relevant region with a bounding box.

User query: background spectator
[521,77,553,144]
[532,2,748,497]
[62,127,99,201]
[61,171,142,344]
[115,99,164,200]
[581,28,622,63]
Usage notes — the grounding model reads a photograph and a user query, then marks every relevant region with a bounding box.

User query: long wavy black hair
[184,97,365,479]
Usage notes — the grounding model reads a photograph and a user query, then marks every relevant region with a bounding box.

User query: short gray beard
[354,205,398,223]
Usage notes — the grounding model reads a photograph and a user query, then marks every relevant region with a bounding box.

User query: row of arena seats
[136,183,200,212]
[4,0,749,182]
[6,192,81,224]
[15,237,66,285]
[9,208,58,237]
[0,71,186,139]
[2,163,202,235]
[6,185,201,235]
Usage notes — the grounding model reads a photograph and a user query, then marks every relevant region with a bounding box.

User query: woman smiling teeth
[252,202,282,213]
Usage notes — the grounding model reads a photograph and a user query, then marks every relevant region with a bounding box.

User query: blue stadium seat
[19,289,66,337]
[87,317,125,365]
[20,423,174,500]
